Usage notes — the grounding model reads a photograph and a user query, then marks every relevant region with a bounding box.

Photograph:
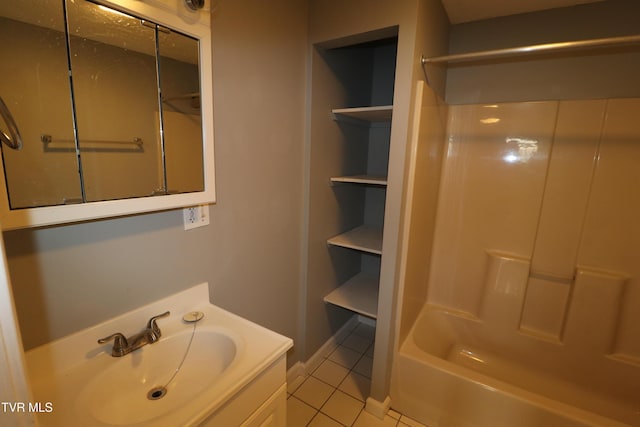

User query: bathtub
[391,304,640,427]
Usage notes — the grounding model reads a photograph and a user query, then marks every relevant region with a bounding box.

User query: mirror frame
[0,0,215,230]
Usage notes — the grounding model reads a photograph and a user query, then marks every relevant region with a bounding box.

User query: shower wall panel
[427,98,640,364]
[427,101,555,316]
[397,81,447,343]
[578,98,640,361]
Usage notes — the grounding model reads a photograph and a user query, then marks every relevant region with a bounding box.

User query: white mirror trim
[0,0,215,230]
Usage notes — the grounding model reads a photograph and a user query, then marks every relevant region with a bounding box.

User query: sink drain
[147,386,167,400]
[146,313,200,402]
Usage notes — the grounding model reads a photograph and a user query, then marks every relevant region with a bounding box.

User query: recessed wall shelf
[311,35,396,375]
[327,225,383,255]
[332,105,393,123]
[324,273,379,318]
[330,175,388,186]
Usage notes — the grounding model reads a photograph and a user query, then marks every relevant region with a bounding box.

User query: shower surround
[392,96,640,426]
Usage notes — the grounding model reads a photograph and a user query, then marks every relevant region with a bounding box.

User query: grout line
[291,321,384,426]
[353,406,366,426]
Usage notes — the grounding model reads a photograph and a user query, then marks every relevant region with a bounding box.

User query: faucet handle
[147,311,170,338]
[98,332,128,357]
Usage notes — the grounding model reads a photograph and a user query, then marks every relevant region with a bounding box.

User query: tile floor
[287,322,427,427]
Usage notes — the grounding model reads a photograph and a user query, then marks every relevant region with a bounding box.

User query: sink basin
[24,283,293,427]
[76,329,237,425]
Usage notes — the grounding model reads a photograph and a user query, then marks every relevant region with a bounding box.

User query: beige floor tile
[320,390,363,426]
[341,333,373,354]
[352,356,373,378]
[321,341,340,358]
[308,412,343,427]
[293,376,334,409]
[365,342,375,358]
[306,353,327,374]
[387,409,401,420]
[288,320,427,426]
[287,396,317,426]
[352,322,376,340]
[328,345,362,369]
[312,359,350,387]
[399,414,428,427]
[338,371,371,402]
[353,410,398,427]
[287,374,307,394]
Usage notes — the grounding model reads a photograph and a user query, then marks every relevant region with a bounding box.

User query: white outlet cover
[183,205,210,230]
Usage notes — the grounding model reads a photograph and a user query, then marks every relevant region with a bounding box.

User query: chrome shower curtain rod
[421,34,640,65]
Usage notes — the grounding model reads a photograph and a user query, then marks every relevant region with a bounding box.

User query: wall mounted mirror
[0,0,214,229]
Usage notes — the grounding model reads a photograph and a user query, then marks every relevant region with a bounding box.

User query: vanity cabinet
[199,356,287,427]
[24,283,293,427]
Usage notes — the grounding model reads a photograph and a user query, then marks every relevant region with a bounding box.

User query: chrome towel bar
[0,96,23,150]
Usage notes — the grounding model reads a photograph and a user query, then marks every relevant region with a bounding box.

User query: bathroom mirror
[0,0,214,229]
[0,0,81,208]
[67,0,165,203]
[158,29,205,195]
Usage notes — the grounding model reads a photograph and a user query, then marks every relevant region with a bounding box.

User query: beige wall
[5,0,308,368]
[208,0,308,365]
[446,0,640,104]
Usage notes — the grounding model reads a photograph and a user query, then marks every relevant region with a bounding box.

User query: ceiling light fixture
[185,0,205,11]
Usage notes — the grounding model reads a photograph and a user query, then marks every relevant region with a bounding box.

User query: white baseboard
[286,314,361,382]
[286,361,305,386]
[286,315,391,416]
[366,395,391,419]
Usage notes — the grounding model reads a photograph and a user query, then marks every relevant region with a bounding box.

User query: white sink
[78,329,237,425]
[25,283,292,427]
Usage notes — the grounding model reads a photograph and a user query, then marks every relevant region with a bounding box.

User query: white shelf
[332,105,393,123]
[327,225,382,255]
[330,175,388,186]
[324,273,379,319]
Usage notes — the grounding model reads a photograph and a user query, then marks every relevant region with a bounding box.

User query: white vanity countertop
[24,283,293,427]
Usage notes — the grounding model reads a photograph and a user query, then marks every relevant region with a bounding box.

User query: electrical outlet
[183,205,210,230]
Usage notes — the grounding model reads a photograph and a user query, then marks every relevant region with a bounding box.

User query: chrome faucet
[98,311,170,357]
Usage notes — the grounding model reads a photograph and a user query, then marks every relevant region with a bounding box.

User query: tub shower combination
[391,67,640,425]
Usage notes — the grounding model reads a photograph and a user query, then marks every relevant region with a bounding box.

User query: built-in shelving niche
[324,38,397,319]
